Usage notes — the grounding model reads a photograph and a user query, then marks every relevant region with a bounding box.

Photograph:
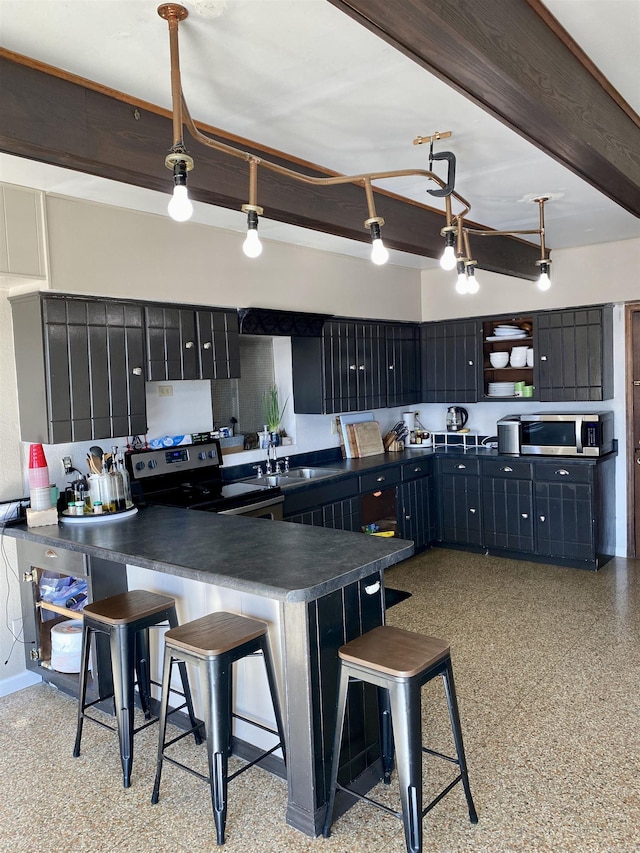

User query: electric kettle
[446,406,469,432]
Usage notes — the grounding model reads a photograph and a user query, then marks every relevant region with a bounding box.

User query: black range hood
[238,308,332,337]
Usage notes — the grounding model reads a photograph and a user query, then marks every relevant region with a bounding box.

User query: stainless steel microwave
[497,411,614,456]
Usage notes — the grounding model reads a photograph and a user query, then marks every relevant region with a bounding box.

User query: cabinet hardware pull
[469,508,476,513]
[539,515,546,522]
[388,365,394,370]
[522,513,529,519]
[45,549,57,559]
[349,365,356,371]
[468,360,474,366]
[634,380,640,387]
[414,467,421,472]
[185,341,194,349]
[456,464,466,469]
[540,355,547,361]
[376,476,385,482]
[203,342,212,350]
[501,466,513,472]
[364,581,381,595]
[132,367,142,376]
[555,469,570,476]
[358,365,365,370]
[637,457,640,464]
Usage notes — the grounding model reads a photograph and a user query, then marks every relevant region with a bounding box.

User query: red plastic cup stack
[28,443,52,511]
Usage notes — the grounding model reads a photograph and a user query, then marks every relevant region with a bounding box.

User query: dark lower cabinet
[481,460,534,553]
[307,571,384,810]
[436,457,482,546]
[286,496,361,532]
[398,457,435,551]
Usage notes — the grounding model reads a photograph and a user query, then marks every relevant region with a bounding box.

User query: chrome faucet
[265,439,278,475]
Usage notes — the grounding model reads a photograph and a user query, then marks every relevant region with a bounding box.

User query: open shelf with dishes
[482,316,534,399]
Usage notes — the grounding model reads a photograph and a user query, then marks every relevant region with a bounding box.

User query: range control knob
[199,451,207,461]
[148,459,157,469]
[208,450,217,459]
[135,461,145,471]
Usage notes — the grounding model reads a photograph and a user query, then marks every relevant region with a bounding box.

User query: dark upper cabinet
[421,320,479,403]
[534,305,613,401]
[11,293,147,443]
[145,305,240,382]
[386,324,421,408]
[292,319,419,414]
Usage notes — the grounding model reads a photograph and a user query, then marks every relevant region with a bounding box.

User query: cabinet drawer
[283,476,359,515]
[482,459,532,479]
[17,539,88,577]
[402,458,433,482]
[438,457,480,476]
[533,462,593,484]
[360,467,401,493]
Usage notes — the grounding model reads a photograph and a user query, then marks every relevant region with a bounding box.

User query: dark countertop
[3,505,414,603]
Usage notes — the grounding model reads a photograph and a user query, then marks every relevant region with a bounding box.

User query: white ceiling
[0,0,639,270]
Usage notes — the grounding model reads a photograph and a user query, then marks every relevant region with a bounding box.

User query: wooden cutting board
[352,421,384,457]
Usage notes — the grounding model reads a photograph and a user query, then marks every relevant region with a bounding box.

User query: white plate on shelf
[486,334,528,342]
[60,506,138,524]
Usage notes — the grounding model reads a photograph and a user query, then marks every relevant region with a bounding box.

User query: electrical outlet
[331,418,338,435]
[158,385,173,397]
[62,456,73,474]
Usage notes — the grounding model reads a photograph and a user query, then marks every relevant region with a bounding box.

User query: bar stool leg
[204,656,232,845]
[135,628,152,720]
[389,681,423,853]
[441,660,478,824]
[167,608,202,746]
[111,624,136,788]
[151,645,174,804]
[322,666,351,839]
[260,637,287,763]
[378,686,394,784]
[73,624,93,758]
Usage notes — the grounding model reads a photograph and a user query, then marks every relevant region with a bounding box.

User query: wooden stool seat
[152,611,287,846]
[338,625,450,678]
[73,589,200,788]
[324,625,477,853]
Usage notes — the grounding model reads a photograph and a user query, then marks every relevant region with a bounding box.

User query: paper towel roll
[51,619,83,673]
[402,411,416,431]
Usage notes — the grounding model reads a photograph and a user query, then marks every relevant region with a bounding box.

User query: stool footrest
[226,741,283,782]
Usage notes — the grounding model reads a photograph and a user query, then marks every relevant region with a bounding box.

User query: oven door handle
[575,415,584,453]
[218,495,284,515]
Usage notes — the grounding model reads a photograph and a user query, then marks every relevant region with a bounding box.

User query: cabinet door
[286,497,361,532]
[535,306,613,401]
[421,320,479,403]
[398,475,435,551]
[145,305,198,380]
[482,477,534,552]
[437,459,481,545]
[196,309,241,379]
[323,320,358,414]
[534,481,595,561]
[355,322,386,410]
[386,324,420,407]
[43,297,146,442]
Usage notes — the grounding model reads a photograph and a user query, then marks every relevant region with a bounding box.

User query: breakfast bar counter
[6,506,414,836]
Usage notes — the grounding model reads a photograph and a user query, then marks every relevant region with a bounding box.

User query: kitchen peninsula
[6,505,413,837]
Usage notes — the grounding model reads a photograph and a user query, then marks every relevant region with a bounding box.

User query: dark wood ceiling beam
[0,49,542,278]
[328,0,640,218]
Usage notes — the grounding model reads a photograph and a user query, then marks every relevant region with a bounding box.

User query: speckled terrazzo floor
[2,547,640,852]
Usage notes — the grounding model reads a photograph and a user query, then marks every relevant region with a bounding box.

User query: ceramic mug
[514,381,526,396]
[522,385,534,397]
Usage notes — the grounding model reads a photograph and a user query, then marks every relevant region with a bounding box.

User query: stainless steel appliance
[125,437,284,519]
[446,406,468,432]
[497,411,614,457]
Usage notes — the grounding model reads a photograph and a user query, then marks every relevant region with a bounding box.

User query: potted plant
[261,384,288,445]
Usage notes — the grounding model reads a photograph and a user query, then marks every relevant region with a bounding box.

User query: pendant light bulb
[242,210,263,258]
[455,259,469,295]
[537,260,551,291]
[440,230,457,271]
[466,264,479,294]
[369,221,389,265]
[168,184,193,222]
[167,158,193,222]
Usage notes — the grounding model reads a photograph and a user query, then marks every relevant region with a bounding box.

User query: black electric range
[125,438,283,517]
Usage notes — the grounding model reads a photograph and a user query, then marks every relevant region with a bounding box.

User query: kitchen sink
[285,467,342,480]
[242,467,342,488]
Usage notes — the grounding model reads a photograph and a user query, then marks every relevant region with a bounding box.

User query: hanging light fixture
[157,4,554,284]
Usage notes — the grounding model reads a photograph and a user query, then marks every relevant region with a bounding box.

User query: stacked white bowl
[510,345,529,367]
[489,351,509,368]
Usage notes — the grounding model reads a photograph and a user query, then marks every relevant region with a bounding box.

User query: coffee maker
[446,406,468,432]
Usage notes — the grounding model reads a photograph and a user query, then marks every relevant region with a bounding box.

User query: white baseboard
[0,670,42,698]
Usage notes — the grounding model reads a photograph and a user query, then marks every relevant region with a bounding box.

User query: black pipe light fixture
[157,3,553,291]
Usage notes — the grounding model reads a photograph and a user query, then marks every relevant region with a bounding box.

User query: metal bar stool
[151,611,286,846]
[73,589,201,788]
[323,625,477,853]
